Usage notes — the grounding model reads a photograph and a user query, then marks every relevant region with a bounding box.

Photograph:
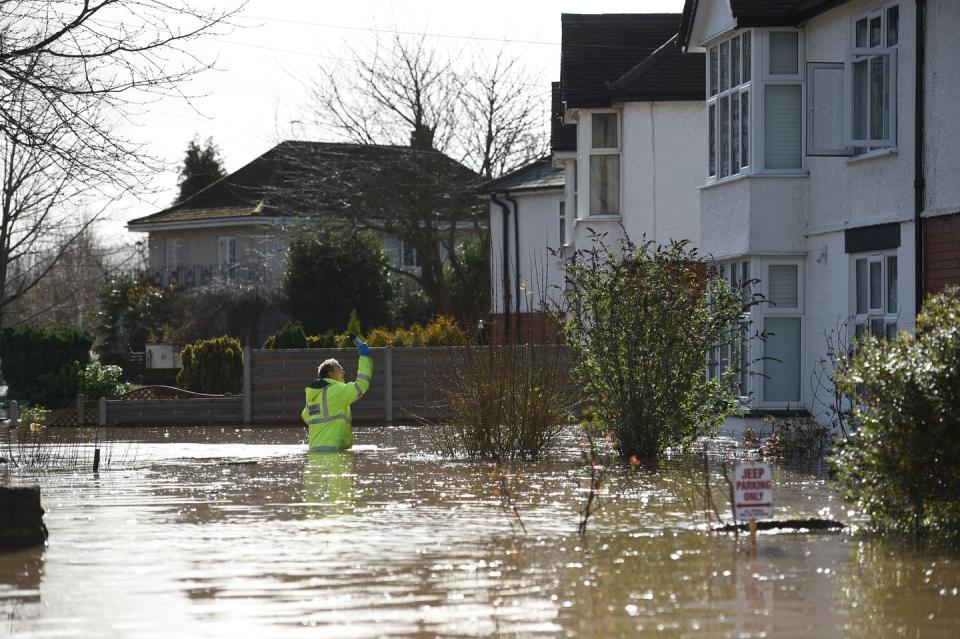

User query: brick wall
[924,213,960,294]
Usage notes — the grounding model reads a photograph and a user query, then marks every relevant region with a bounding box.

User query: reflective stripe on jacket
[301,354,373,451]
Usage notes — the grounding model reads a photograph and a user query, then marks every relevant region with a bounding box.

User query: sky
[103,0,685,244]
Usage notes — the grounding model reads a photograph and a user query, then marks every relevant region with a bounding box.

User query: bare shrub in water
[428,344,575,460]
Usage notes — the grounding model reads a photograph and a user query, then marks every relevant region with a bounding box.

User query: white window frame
[706,30,753,182]
[761,260,804,407]
[400,238,420,269]
[558,200,567,247]
[217,236,237,267]
[847,4,899,151]
[758,28,806,174]
[853,250,898,341]
[707,260,753,401]
[165,237,184,270]
[588,110,621,217]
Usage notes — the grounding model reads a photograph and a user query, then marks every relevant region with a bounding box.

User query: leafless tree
[0,0,244,188]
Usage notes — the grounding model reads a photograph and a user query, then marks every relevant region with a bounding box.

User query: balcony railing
[108,263,275,289]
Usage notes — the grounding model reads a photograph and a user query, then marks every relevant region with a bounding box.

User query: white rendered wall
[570,102,703,253]
[488,189,566,315]
[924,0,960,217]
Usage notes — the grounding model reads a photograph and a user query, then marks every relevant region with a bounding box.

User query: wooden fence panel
[105,397,242,425]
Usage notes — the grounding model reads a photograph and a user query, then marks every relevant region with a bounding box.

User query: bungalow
[127,139,480,292]
[679,0,960,424]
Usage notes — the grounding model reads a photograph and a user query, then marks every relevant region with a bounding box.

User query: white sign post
[734,462,773,556]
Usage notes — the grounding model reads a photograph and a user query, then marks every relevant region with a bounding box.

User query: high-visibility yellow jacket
[301,354,373,451]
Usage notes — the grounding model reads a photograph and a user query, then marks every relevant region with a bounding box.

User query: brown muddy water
[1,425,958,638]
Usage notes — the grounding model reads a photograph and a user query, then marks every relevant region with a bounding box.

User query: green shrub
[0,324,93,408]
[96,277,175,369]
[263,321,308,349]
[336,309,364,347]
[834,287,960,540]
[562,235,758,459]
[365,316,466,347]
[177,336,243,394]
[307,332,338,348]
[78,361,133,399]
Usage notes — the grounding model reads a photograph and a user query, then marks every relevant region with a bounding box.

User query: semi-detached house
[680,0,960,424]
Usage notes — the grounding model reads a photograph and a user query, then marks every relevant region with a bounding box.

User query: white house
[482,13,707,342]
[679,0,960,425]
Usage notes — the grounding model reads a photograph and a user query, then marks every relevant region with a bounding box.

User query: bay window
[706,31,751,179]
[589,112,619,215]
[762,30,803,171]
[763,263,802,404]
[849,5,898,152]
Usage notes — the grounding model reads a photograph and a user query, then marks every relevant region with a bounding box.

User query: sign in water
[734,462,773,521]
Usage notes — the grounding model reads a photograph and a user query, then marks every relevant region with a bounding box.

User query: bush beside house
[177,336,243,395]
[0,324,93,408]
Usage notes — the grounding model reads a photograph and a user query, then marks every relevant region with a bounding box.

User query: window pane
[732,93,740,170]
[741,261,751,303]
[870,260,882,310]
[856,18,869,48]
[809,63,847,154]
[764,84,802,169]
[856,259,868,313]
[885,322,897,340]
[853,58,869,140]
[589,155,620,215]
[870,15,882,47]
[768,264,798,308]
[592,113,617,148]
[870,317,884,338]
[887,6,899,46]
[743,31,752,82]
[855,321,865,342]
[708,103,717,177]
[559,201,566,246]
[886,255,898,313]
[769,32,799,75]
[740,91,750,168]
[870,56,888,140]
[720,40,729,92]
[732,35,741,86]
[764,317,801,402]
[710,47,718,96]
[720,96,730,177]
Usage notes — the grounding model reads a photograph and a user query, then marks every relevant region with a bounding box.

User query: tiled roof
[551,82,576,153]
[560,13,683,109]
[479,157,565,194]
[679,0,851,49]
[128,141,480,226]
[608,34,705,102]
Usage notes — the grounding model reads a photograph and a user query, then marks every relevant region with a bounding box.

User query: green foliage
[96,277,176,369]
[175,137,226,203]
[336,309,363,347]
[307,332,338,348]
[445,235,490,327]
[0,323,92,408]
[833,288,960,540]
[365,315,466,347]
[263,321,308,349]
[283,227,394,335]
[20,405,51,429]
[78,361,133,399]
[176,336,243,394]
[562,235,756,459]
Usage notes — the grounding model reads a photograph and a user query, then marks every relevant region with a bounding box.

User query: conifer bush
[177,336,242,394]
[263,321,308,349]
[0,324,93,408]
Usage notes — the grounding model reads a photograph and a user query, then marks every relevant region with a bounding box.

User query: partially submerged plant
[562,232,762,459]
[759,414,832,460]
[427,343,575,460]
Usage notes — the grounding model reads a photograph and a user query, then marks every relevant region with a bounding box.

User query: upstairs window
[217,236,237,267]
[849,5,898,151]
[707,31,751,180]
[589,112,619,215]
[762,30,803,171]
[165,237,184,270]
[558,201,567,246]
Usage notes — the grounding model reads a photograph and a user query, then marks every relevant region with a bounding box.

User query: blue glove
[358,341,371,357]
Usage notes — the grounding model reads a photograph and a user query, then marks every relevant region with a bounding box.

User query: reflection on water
[0,425,958,638]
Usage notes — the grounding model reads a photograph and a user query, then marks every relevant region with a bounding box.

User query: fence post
[98,397,107,427]
[242,346,252,427]
[8,400,18,428]
[77,394,85,426]
[384,346,393,424]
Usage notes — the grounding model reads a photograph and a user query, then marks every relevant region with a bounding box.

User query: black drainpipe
[504,193,521,339]
[915,0,926,316]
[490,192,511,342]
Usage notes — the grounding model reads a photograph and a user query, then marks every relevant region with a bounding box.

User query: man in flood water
[301,339,372,451]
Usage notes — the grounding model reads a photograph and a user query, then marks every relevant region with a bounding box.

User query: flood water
[1,425,959,638]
